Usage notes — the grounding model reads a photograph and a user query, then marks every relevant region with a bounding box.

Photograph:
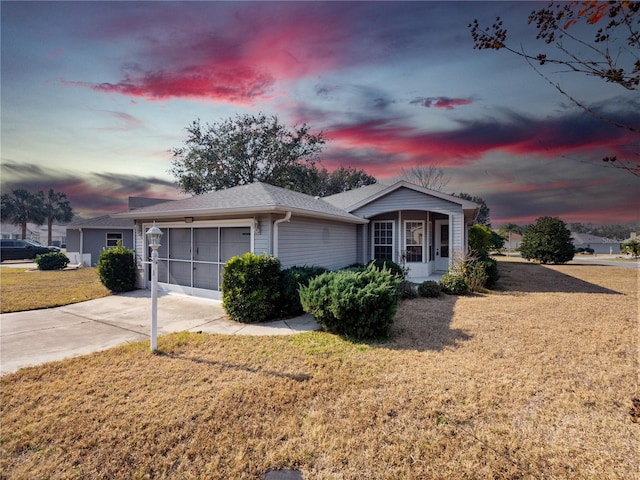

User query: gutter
[273,211,292,258]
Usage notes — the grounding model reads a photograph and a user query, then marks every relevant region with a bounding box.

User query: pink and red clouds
[88,67,275,104]
[70,3,357,104]
[411,96,474,110]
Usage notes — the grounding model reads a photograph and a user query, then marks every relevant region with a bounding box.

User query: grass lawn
[0,267,111,313]
[1,259,638,479]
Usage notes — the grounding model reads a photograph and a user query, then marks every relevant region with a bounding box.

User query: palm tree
[40,189,74,246]
[1,189,46,239]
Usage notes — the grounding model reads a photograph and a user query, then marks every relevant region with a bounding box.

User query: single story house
[113,181,479,299]
[65,216,135,266]
[66,197,171,266]
[571,232,621,255]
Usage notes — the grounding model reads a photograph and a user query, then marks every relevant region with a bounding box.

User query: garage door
[155,226,251,296]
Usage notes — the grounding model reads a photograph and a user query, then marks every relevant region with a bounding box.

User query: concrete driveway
[0,290,319,375]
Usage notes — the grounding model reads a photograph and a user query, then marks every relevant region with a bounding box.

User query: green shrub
[462,259,490,292]
[34,252,70,271]
[439,273,468,295]
[278,265,329,317]
[299,264,400,339]
[398,280,417,299]
[97,245,136,292]
[369,259,406,278]
[520,216,574,264]
[222,253,281,323]
[418,280,441,298]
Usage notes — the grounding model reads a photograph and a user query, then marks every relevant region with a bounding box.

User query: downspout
[273,211,292,258]
[79,228,84,266]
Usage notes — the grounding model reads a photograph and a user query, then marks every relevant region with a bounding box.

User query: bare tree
[400,163,450,191]
[470,1,639,177]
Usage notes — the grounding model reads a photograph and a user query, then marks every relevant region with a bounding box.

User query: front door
[435,220,449,272]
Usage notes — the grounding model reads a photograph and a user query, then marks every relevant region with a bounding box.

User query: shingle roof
[66,215,134,229]
[571,233,620,244]
[114,182,368,224]
[322,183,388,209]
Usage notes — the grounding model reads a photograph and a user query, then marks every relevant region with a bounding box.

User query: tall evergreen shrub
[278,265,329,317]
[299,264,400,339]
[222,253,281,323]
[97,245,136,292]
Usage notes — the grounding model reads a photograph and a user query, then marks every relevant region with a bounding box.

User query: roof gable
[324,180,479,212]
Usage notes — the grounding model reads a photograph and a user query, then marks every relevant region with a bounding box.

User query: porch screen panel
[169,260,191,286]
[220,227,251,261]
[405,221,423,262]
[373,222,393,260]
[157,259,169,283]
[169,228,191,260]
[194,263,219,290]
[194,228,218,261]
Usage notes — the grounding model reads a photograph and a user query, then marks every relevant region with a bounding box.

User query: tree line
[170,113,493,225]
[1,189,74,245]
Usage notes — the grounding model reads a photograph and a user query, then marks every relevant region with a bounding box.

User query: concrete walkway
[0,290,319,375]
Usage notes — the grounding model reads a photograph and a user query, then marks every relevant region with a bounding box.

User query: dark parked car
[0,239,58,261]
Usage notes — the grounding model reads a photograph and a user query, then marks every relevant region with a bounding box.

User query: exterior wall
[352,187,463,218]
[254,214,273,255]
[277,217,358,270]
[450,213,464,259]
[68,228,134,266]
[134,225,145,288]
[66,230,81,252]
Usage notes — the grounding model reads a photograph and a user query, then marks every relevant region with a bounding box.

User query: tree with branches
[40,189,74,246]
[400,162,450,191]
[470,1,639,176]
[170,113,326,195]
[1,189,46,239]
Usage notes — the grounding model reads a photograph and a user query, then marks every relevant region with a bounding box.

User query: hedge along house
[114,181,479,300]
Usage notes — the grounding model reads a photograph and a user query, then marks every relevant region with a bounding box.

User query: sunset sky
[2,1,638,226]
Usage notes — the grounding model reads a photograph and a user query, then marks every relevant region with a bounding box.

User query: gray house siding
[67,228,133,266]
[254,214,272,255]
[66,230,81,253]
[352,187,462,218]
[277,217,357,270]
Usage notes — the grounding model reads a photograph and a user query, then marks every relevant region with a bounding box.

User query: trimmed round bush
[97,245,136,292]
[418,280,441,298]
[222,253,281,323]
[278,265,329,317]
[299,264,400,339]
[35,252,69,271]
[398,280,417,299]
[439,273,468,295]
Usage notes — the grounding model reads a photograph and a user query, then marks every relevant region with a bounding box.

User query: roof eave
[113,204,368,224]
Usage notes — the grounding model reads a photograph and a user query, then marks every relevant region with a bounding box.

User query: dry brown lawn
[0,267,111,313]
[1,259,638,479]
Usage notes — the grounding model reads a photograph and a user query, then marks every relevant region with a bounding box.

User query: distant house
[65,197,172,266]
[113,181,479,299]
[0,222,67,246]
[571,232,621,255]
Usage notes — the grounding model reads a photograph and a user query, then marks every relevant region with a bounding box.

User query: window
[373,221,393,260]
[405,221,424,262]
[106,232,123,248]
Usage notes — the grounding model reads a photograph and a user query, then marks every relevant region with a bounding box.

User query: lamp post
[146,222,163,352]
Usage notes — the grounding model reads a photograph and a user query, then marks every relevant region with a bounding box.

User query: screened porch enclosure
[153,226,251,293]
